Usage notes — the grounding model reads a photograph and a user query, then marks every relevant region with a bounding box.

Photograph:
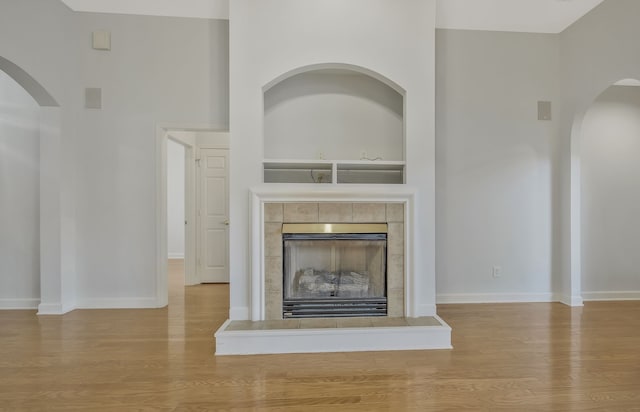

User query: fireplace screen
[282,224,387,318]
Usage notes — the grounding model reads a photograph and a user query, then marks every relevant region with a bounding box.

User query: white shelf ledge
[263,159,405,184]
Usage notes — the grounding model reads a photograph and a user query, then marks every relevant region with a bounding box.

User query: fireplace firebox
[282,223,387,318]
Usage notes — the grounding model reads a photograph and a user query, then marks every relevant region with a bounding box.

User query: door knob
[223,219,229,226]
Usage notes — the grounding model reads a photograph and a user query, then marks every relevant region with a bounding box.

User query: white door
[198,148,229,283]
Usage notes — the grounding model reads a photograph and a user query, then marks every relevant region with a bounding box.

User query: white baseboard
[437,292,559,304]
[37,302,75,315]
[0,298,39,310]
[75,297,158,309]
[168,253,184,259]
[582,291,640,301]
[559,294,584,306]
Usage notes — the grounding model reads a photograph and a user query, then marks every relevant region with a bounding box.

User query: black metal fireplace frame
[282,231,388,318]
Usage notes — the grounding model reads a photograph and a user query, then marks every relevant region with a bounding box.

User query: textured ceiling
[61,0,604,34]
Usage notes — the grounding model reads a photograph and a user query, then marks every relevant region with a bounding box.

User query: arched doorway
[569,77,640,304]
[0,55,67,314]
[580,80,640,300]
[0,70,40,308]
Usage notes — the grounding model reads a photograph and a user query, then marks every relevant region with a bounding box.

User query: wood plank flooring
[1,263,639,411]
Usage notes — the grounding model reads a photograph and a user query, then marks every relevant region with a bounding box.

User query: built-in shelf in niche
[263,159,405,184]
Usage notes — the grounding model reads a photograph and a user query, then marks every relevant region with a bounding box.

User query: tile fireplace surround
[264,202,405,320]
[214,185,452,355]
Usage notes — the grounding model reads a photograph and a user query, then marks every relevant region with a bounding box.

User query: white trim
[569,116,583,307]
[215,320,452,355]
[560,294,584,307]
[437,293,560,304]
[75,297,159,309]
[0,298,40,310]
[155,126,169,308]
[37,302,75,315]
[249,184,418,321]
[168,253,185,259]
[582,291,640,301]
[169,133,197,286]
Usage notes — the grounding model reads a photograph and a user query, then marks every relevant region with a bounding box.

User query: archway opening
[0,69,41,309]
[580,80,640,300]
[0,56,64,314]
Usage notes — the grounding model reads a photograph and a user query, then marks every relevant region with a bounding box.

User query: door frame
[155,124,227,307]
[166,133,197,286]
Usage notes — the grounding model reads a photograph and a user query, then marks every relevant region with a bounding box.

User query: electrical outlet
[492,265,502,278]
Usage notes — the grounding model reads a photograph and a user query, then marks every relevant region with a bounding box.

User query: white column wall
[229,0,437,319]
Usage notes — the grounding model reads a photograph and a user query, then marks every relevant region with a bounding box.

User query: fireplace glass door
[283,232,387,318]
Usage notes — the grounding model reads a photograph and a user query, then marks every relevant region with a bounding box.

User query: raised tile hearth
[215,316,451,355]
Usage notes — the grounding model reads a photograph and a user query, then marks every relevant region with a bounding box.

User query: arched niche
[264,63,404,161]
[262,64,406,184]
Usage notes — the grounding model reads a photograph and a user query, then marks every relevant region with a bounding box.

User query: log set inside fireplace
[282,224,387,318]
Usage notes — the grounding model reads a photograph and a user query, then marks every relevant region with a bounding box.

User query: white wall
[264,71,403,161]
[581,85,640,297]
[230,0,437,319]
[167,139,185,259]
[0,70,41,308]
[70,13,228,305]
[435,29,561,302]
[1,1,229,310]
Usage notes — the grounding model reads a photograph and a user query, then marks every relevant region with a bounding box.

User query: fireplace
[282,223,387,318]
[215,194,453,355]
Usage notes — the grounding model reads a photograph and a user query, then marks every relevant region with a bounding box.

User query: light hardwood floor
[1,263,639,411]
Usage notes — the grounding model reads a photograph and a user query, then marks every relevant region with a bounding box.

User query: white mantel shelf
[249,183,417,201]
[215,316,452,355]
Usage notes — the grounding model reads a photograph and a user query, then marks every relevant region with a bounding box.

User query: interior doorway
[167,138,187,288]
[155,127,230,307]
